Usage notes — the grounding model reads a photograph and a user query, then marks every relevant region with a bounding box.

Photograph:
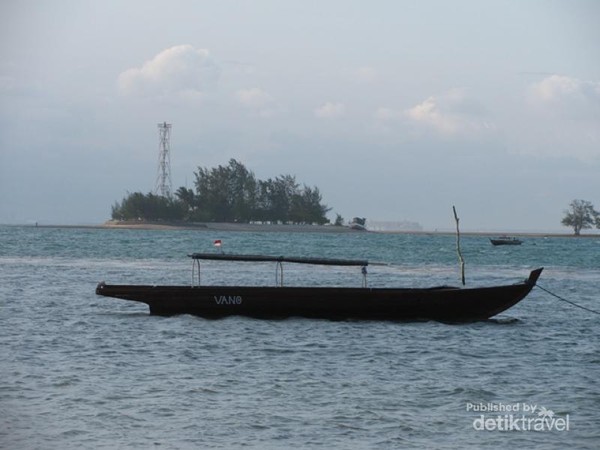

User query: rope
[536,284,600,316]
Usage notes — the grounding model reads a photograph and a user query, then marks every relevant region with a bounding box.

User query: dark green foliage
[192,159,259,222]
[111,159,331,224]
[111,192,186,221]
[561,199,599,235]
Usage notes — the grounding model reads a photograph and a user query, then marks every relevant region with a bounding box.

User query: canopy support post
[191,259,201,287]
[275,261,284,287]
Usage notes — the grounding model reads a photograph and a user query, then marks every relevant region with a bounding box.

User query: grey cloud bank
[1,0,599,231]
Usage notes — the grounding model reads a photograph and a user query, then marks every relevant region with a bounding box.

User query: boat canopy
[188,253,369,267]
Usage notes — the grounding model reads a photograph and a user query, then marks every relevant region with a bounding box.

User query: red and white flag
[214,239,222,248]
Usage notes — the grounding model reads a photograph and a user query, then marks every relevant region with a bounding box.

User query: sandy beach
[100,220,363,233]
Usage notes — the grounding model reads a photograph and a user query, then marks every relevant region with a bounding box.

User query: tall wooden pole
[453,206,466,286]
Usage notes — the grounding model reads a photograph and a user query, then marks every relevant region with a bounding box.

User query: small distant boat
[96,252,542,322]
[349,217,367,231]
[490,237,522,246]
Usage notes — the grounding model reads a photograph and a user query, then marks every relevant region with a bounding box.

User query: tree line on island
[111,159,599,234]
[111,159,333,225]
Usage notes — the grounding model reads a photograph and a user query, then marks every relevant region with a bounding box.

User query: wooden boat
[490,237,522,246]
[96,253,543,322]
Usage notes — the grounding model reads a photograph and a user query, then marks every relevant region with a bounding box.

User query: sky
[1,0,599,231]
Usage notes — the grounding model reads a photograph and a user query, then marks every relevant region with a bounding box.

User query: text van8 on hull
[214,295,243,305]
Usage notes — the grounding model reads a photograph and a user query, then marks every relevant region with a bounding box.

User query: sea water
[0,225,598,449]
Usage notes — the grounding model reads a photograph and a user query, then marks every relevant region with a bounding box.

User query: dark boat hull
[490,238,522,246]
[96,268,542,322]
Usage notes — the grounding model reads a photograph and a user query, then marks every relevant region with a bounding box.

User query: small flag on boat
[214,239,222,247]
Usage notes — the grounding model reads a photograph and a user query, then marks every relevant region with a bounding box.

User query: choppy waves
[1,227,599,449]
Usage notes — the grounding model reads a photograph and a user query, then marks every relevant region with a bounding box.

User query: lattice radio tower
[155,122,172,198]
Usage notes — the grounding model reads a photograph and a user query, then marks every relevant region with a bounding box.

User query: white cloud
[407,96,456,132]
[235,87,279,117]
[532,75,582,101]
[405,89,493,135]
[117,45,220,99]
[529,75,600,117]
[517,75,600,160]
[314,102,345,119]
[236,88,273,108]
